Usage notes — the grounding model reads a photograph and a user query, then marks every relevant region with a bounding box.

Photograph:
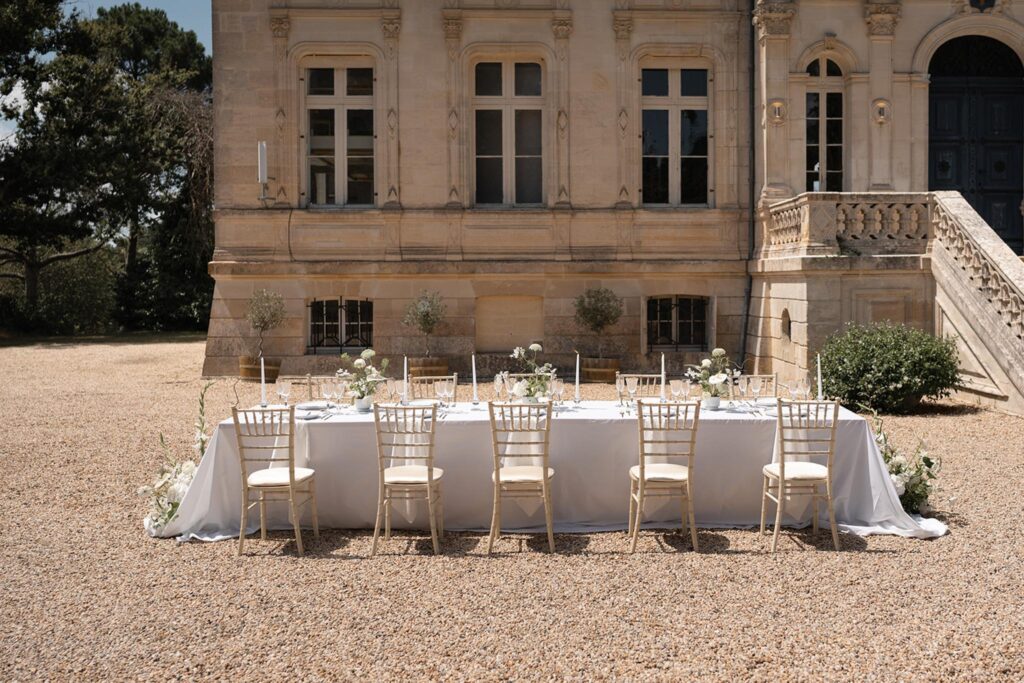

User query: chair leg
[542,481,555,553]
[628,480,637,536]
[680,488,687,534]
[771,481,785,553]
[687,484,699,552]
[630,487,644,553]
[427,487,440,556]
[238,492,249,556]
[384,494,392,542]
[259,491,267,541]
[759,475,769,535]
[371,489,384,557]
[487,488,501,555]
[826,480,840,551]
[289,493,304,557]
[812,483,819,535]
[436,488,444,540]
[309,480,320,541]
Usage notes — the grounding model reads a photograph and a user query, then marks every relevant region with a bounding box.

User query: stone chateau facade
[206,0,1024,414]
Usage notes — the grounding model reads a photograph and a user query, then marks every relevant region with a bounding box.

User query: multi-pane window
[304,63,375,206]
[641,67,710,206]
[805,57,844,192]
[472,61,544,205]
[646,296,709,351]
[308,299,373,353]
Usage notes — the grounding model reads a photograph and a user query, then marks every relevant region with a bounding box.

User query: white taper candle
[472,353,479,403]
[574,352,581,402]
[660,352,666,400]
[259,356,267,406]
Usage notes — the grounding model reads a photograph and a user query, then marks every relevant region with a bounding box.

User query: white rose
[511,380,529,398]
[529,343,543,353]
[712,348,726,358]
[701,359,712,368]
[708,373,728,386]
[360,348,375,359]
[889,473,905,496]
[353,358,366,369]
[143,515,157,536]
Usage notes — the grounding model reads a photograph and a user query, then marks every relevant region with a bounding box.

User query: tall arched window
[805,56,844,192]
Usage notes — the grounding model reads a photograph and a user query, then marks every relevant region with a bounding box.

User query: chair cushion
[763,461,829,481]
[629,463,689,482]
[494,466,554,483]
[247,467,315,487]
[384,465,444,484]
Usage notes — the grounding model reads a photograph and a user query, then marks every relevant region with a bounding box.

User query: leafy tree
[0,0,64,79]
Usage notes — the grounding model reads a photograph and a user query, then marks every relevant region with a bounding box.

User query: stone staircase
[762,190,1024,415]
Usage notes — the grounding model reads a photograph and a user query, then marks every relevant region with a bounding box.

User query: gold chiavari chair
[487,401,555,553]
[231,406,319,556]
[761,398,841,552]
[629,400,702,553]
[372,404,444,556]
[735,373,779,400]
[615,373,662,403]
[408,373,459,402]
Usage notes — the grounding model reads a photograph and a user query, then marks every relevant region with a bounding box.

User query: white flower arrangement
[508,343,556,399]
[139,381,214,537]
[337,348,390,399]
[870,411,940,514]
[686,349,741,398]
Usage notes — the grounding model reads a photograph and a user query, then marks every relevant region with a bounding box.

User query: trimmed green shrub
[820,322,960,414]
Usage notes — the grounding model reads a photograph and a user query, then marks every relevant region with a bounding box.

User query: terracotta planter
[581,357,620,383]
[408,356,449,378]
[238,355,281,382]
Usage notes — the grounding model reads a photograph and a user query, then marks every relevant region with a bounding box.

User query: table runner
[163,401,947,541]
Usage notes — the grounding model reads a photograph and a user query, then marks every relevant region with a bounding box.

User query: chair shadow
[767,527,871,552]
[659,530,733,553]
[239,528,356,558]
[929,509,967,530]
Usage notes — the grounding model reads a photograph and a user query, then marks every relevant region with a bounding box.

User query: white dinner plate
[295,401,329,411]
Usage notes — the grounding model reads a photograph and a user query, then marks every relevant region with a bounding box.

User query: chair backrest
[737,373,779,399]
[616,373,662,401]
[282,374,340,401]
[635,400,701,475]
[409,373,459,402]
[373,403,438,482]
[487,401,552,470]
[231,406,297,487]
[775,399,840,476]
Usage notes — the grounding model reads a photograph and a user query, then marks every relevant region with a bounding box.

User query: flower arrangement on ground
[139,381,214,536]
[337,348,389,400]
[870,412,940,514]
[685,348,741,398]
[507,343,556,400]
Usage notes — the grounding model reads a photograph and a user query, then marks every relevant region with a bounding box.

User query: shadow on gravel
[0,331,206,349]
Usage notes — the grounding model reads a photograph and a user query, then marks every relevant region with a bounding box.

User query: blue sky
[70,0,213,54]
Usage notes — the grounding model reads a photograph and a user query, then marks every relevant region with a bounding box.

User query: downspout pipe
[739,0,757,371]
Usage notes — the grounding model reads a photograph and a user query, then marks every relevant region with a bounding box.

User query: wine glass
[493,375,505,401]
[615,375,626,405]
[626,376,639,407]
[737,376,749,402]
[670,379,683,400]
[750,376,763,402]
[444,379,455,406]
[276,380,291,407]
[552,378,564,404]
[796,377,810,401]
[385,378,397,401]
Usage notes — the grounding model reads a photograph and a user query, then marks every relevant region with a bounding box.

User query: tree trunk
[125,222,139,272]
[24,262,40,313]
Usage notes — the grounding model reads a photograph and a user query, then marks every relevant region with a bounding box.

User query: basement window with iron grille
[646,296,709,352]
[307,298,373,354]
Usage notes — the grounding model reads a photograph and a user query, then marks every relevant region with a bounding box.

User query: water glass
[670,379,683,400]
[277,381,291,406]
[750,377,763,400]
[615,375,626,404]
[493,375,505,400]
[737,376,748,401]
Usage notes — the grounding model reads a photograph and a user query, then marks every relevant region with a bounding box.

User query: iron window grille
[646,296,709,352]
[307,298,373,354]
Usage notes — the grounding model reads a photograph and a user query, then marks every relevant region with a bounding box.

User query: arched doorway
[929,35,1024,254]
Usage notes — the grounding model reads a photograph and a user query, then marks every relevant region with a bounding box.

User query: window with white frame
[472,60,544,206]
[307,298,373,354]
[646,296,709,352]
[805,56,844,192]
[640,65,710,206]
[303,60,376,207]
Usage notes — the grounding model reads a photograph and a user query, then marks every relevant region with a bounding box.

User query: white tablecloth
[163,401,947,541]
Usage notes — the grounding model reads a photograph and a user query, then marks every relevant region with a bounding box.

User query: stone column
[753,1,796,204]
[552,13,573,209]
[381,9,402,209]
[865,1,901,191]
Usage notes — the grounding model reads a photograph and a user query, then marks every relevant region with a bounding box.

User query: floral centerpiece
[507,343,556,401]
[871,412,941,514]
[139,381,214,537]
[685,348,741,409]
[337,348,389,412]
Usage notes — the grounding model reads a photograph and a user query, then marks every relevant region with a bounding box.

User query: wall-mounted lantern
[872,98,892,125]
[767,98,787,125]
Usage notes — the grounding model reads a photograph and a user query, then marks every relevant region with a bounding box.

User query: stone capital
[552,17,573,41]
[270,16,290,40]
[752,1,796,37]
[865,2,901,36]
[381,17,401,41]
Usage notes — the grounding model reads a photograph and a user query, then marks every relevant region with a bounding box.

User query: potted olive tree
[402,290,449,377]
[239,289,285,382]
[574,287,623,382]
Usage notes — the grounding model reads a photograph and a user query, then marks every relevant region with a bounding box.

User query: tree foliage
[574,287,624,358]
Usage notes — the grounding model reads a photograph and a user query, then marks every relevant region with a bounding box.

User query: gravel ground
[1,337,1022,681]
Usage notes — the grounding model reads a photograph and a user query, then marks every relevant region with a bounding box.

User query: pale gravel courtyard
[1,337,1022,681]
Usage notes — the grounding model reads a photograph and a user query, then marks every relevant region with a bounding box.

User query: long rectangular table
[163,401,946,541]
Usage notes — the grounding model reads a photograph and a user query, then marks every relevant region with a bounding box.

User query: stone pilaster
[270,14,291,206]
[753,0,796,203]
[613,10,633,207]
[865,1,900,190]
[381,11,402,208]
[552,14,573,208]
[443,10,463,208]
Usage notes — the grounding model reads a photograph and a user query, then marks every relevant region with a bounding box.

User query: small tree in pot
[574,287,623,382]
[402,290,448,376]
[240,289,285,381]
